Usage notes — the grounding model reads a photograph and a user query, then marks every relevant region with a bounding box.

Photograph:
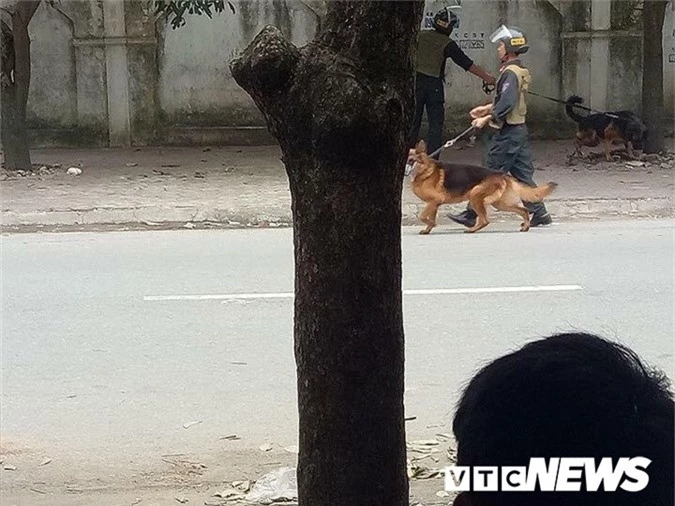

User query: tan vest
[502,64,531,125]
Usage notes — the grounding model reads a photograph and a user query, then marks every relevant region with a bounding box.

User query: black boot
[530,212,553,227]
[448,208,477,228]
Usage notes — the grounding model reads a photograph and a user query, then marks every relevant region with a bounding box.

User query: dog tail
[516,182,558,202]
[565,95,586,124]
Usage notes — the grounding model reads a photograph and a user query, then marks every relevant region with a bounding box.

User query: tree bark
[230,3,423,505]
[1,0,41,170]
[642,0,668,153]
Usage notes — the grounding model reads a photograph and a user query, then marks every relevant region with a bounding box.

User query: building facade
[15,0,675,147]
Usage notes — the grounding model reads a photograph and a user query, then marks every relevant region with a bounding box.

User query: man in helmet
[449,25,553,228]
[409,7,496,160]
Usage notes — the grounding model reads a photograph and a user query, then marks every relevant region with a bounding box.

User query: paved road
[1,220,673,503]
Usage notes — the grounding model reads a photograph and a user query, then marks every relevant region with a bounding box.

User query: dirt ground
[1,442,455,505]
[2,142,673,232]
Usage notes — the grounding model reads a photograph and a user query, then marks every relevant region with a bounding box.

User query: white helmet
[489,25,529,55]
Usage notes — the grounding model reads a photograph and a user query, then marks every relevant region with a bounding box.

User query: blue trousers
[481,124,547,216]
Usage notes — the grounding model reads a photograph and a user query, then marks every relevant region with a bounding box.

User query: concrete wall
[27,0,111,146]
[158,0,316,127]
[20,0,675,146]
[560,0,675,121]
[27,3,77,128]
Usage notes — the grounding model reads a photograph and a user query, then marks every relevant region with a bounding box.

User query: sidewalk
[1,141,673,231]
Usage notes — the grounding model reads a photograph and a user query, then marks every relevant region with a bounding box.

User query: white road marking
[144,285,582,302]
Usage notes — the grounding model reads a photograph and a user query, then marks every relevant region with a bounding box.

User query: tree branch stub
[230,1,421,180]
[230,25,300,135]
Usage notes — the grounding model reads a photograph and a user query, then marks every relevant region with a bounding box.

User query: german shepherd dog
[406,140,557,234]
[565,95,647,161]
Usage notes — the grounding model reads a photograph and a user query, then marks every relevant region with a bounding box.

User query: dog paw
[419,229,431,235]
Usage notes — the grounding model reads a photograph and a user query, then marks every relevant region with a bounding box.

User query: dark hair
[453,332,674,506]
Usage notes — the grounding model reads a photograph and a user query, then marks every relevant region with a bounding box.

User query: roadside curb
[2,197,672,232]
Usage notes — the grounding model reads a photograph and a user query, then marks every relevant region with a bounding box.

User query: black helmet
[489,25,529,55]
[433,8,460,36]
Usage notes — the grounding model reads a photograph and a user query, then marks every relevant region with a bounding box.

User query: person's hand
[483,74,496,86]
[471,115,492,129]
[470,104,492,119]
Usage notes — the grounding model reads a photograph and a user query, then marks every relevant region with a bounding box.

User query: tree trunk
[642,0,668,153]
[1,19,11,166]
[230,3,423,505]
[1,1,41,170]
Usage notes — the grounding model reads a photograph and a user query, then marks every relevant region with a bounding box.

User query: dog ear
[415,139,427,154]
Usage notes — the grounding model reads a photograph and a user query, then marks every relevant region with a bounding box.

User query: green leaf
[154,0,235,29]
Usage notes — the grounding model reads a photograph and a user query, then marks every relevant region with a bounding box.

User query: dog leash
[482,83,619,119]
[428,125,477,159]
[526,91,620,119]
[482,82,496,94]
